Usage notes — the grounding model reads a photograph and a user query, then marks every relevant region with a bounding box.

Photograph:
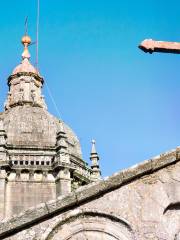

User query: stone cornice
[7,72,44,85]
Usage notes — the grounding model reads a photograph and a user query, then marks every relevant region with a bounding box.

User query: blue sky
[0,0,180,176]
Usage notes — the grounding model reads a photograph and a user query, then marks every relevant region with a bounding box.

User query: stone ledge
[8,72,43,84]
[0,203,49,237]
[45,193,77,214]
[0,147,179,238]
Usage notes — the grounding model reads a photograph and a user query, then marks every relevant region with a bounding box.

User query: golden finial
[21,17,31,60]
[21,35,31,60]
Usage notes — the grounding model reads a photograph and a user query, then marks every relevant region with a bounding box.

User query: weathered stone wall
[1,148,180,239]
[5,182,56,218]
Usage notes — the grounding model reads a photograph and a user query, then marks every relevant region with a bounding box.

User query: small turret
[4,33,47,110]
[90,140,101,181]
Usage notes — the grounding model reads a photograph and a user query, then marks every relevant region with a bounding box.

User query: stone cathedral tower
[0,34,101,219]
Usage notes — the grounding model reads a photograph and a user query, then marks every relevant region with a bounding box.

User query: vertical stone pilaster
[29,170,34,181]
[55,124,71,197]
[56,168,71,197]
[0,170,7,219]
[16,170,21,180]
[42,170,48,181]
[0,120,7,164]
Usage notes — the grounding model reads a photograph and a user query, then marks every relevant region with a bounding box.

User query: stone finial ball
[21,35,31,45]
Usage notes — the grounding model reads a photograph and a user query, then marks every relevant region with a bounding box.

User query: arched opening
[162,202,180,239]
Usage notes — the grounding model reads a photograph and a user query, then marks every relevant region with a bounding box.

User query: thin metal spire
[36,0,40,69]
[25,16,28,36]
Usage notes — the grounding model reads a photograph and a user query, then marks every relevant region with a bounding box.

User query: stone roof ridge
[0,146,179,238]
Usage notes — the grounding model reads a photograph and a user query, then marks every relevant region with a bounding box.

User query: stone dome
[12,58,38,75]
[2,105,82,158]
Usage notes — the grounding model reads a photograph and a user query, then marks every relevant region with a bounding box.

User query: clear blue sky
[0,0,180,176]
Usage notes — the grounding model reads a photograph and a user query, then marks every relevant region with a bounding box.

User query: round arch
[41,209,136,240]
